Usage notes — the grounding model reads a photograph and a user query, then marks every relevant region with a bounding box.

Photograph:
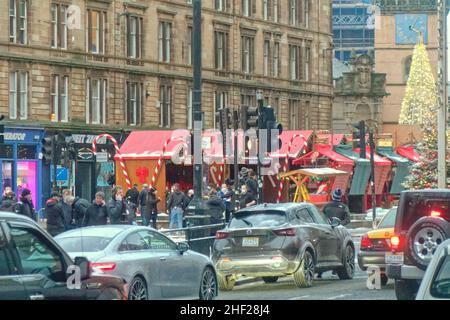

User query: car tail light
[430,210,442,218]
[216,231,230,239]
[274,228,296,236]
[390,235,401,251]
[360,234,371,250]
[90,262,117,272]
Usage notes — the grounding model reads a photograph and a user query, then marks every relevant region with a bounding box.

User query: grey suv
[386,189,450,300]
[212,203,355,291]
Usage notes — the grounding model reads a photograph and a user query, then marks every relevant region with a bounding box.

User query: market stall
[376,146,411,194]
[395,145,420,162]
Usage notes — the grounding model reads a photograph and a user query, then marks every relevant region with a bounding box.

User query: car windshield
[229,211,287,229]
[377,207,397,229]
[430,255,450,299]
[56,236,113,253]
[401,197,450,231]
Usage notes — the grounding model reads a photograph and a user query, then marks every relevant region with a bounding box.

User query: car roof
[236,202,310,214]
[401,189,450,195]
[54,225,156,239]
[0,211,38,224]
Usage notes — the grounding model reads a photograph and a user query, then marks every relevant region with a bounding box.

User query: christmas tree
[398,36,437,125]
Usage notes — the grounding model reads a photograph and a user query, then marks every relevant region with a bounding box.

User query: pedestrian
[167,183,188,229]
[220,179,235,222]
[65,196,91,228]
[145,187,161,229]
[84,192,108,226]
[139,184,149,226]
[45,191,65,237]
[322,189,351,226]
[14,188,36,220]
[246,169,258,196]
[125,183,140,207]
[205,188,226,224]
[107,186,129,225]
[239,185,257,209]
[61,189,74,230]
[2,186,13,198]
[0,191,17,212]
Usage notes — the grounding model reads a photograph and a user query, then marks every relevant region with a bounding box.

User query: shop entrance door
[75,162,95,201]
[16,161,38,206]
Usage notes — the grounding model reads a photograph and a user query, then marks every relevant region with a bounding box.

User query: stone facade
[0,0,334,133]
[333,54,388,133]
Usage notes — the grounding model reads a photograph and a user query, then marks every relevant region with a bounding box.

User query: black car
[0,211,128,300]
[386,189,450,300]
[212,203,355,290]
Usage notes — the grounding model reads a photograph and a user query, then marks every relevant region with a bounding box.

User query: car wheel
[199,267,218,300]
[217,273,236,291]
[336,245,355,280]
[262,277,279,283]
[128,276,148,300]
[380,274,389,286]
[406,218,449,271]
[395,279,419,300]
[293,251,315,288]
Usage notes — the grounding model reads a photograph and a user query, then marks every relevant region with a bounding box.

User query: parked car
[54,225,217,300]
[386,189,450,300]
[212,203,355,291]
[358,206,398,286]
[416,238,450,300]
[0,211,128,300]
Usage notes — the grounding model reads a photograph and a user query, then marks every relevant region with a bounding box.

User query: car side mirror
[74,256,91,281]
[177,242,189,255]
[330,217,341,228]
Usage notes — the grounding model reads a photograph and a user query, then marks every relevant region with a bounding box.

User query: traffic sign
[96,152,108,163]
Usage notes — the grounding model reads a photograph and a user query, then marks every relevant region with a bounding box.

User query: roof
[279,167,350,179]
[292,143,354,166]
[396,145,420,162]
[270,130,313,159]
[354,148,392,166]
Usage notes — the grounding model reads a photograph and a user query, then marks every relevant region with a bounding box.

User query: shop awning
[270,130,313,159]
[292,144,354,166]
[377,147,410,194]
[315,133,345,146]
[354,148,393,166]
[334,145,371,195]
[396,145,420,162]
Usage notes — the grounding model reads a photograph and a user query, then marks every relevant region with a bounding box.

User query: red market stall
[315,133,346,146]
[396,145,420,162]
[292,143,355,203]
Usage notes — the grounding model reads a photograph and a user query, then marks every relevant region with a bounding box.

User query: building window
[51,3,68,49]
[187,88,193,130]
[273,0,279,23]
[159,84,171,128]
[214,91,228,129]
[241,93,255,107]
[272,97,280,120]
[51,75,69,122]
[215,31,228,70]
[9,71,28,120]
[303,101,310,129]
[127,16,143,59]
[187,26,193,65]
[263,0,269,20]
[304,46,310,81]
[289,0,303,27]
[215,0,226,11]
[289,100,299,129]
[9,0,27,45]
[289,45,302,80]
[303,0,310,28]
[87,10,106,54]
[264,40,270,76]
[159,21,172,63]
[127,82,143,126]
[86,78,107,124]
[273,42,280,77]
[241,35,254,74]
[187,0,192,4]
[242,0,252,17]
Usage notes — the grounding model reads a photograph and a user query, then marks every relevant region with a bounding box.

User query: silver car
[54,225,218,300]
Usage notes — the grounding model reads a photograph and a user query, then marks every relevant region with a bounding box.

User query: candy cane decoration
[150,136,188,189]
[277,134,307,203]
[216,155,227,188]
[92,134,132,190]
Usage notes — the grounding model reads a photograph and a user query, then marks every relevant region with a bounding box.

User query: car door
[307,205,341,263]
[7,222,87,300]
[0,222,28,300]
[149,232,196,298]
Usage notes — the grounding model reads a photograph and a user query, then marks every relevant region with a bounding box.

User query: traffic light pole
[369,130,377,229]
[257,94,264,204]
[52,136,57,191]
[233,110,239,192]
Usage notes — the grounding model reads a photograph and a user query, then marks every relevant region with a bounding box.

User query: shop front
[0,127,44,209]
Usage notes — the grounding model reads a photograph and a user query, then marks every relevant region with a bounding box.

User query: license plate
[385,252,404,264]
[242,237,259,247]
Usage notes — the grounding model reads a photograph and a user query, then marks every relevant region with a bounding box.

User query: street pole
[52,136,57,191]
[191,0,204,213]
[256,91,264,204]
[369,130,377,229]
[233,110,239,191]
[438,0,448,189]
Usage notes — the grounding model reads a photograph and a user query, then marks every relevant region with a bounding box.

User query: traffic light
[41,135,55,165]
[260,107,282,153]
[0,115,4,144]
[352,120,366,159]
[240,106,259,131]
[215,107,231,134]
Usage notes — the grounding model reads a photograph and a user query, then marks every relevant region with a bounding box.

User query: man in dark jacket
[107,186,129,225]
[125,184,140,206]
[138,184,149,226]
[65,196,91,227]
[220,179,235,222]
[322,189,351,226]
[205,188,225,224]
[14,189,35,220]
[61,189,73,230]
[45,192,66,237]
[239,185,257,209]
[145,187,161,229]
[167,183,188,229]
[84,192,108,226]
[0,191,17,212]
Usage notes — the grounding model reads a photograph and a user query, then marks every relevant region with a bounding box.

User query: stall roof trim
[354,148,393,166]
[292,144,354,166]
[396,145,420,162]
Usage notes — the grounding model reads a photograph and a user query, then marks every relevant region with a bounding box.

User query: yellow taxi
[357,207,398,286]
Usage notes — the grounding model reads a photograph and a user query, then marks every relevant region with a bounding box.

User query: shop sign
[71,134,109,145]
[77,148,94,160]
[95,152,108,163]
[4,129,43,143]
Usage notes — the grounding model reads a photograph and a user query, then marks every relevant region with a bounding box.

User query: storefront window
[17,161,37,206]
[0,145,14,159]
[17,145,36,159]
[96,162,114,200]
[1,161,13,194]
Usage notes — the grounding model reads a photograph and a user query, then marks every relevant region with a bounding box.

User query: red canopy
[292,144,354,166]
[270,130,313,159]
[396,145,420,162]
[316,133,345,146]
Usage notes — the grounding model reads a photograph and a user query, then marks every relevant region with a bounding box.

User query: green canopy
[334,145,371,195]
[376,147,411,194]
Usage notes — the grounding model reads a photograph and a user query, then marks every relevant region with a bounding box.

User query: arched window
[403,55,412,83]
